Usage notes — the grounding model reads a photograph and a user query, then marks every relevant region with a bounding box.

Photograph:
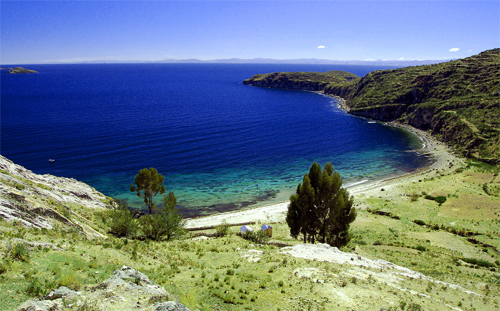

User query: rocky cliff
[244,49,500,165]
[0,155,115,238]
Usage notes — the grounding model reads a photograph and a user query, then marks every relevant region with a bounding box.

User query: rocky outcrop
[17,266,190,311]
[0,155,115,237]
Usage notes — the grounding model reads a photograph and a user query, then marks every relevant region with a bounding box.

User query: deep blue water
[1,64,430,217]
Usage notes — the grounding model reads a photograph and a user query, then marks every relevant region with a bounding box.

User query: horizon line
[1,57,453,66]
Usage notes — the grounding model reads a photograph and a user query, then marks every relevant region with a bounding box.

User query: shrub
[241,230,269,244]
[108,201,138,238]
[10,243,29,262]
[409,193,420,202]
[26,277,49,297]
[434,196,447,205]
[413,219,426,226]
[0,261,8,274]
[215,221,230,237]
[59,272,81,291]
[424,194,447,205]
[139,191,185,241]
[461,257,496,268]
[424,194,435,200]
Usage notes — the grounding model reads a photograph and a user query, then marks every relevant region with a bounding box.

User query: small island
[5,67,38,74]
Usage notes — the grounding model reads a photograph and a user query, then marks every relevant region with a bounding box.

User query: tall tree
[130,168,166,214]
[286,162,356,247]
[286,175,315,243]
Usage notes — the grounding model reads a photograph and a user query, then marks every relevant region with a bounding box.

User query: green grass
[1,165,500,310]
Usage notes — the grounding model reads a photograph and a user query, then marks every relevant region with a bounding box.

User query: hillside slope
[244,49,500,165]
[0,155,114,238]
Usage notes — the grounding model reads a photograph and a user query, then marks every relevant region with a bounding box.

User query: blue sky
[1,0,499,64]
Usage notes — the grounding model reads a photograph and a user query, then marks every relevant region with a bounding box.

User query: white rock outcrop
[0,155,114,237]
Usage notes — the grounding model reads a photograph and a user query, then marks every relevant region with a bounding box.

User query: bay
[1,64,430,217]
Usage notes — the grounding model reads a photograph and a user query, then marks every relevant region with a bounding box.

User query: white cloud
[449,48,460,52]
[317,45,326,49]
[398,57,405,61]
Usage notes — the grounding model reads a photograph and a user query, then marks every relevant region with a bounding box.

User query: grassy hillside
[243,70,357,91]
[2,159,500,310]
[244,49,500,165]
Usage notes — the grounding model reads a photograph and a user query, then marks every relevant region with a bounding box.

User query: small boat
[48,159,55,163]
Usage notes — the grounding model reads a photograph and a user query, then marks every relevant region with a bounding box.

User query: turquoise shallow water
[1,64,430,217]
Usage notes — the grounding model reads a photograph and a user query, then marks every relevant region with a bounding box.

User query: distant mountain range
[77,58,450,67]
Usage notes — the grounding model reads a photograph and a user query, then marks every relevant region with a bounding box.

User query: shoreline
[185,109,464,229]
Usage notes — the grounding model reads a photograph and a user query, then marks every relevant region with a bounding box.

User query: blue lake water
[1,64,431,217]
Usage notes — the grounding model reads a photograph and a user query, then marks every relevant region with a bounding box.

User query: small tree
[130,168,166,214]
[161,190,186,240]
[139,191,185,241]
[286,162,356,247]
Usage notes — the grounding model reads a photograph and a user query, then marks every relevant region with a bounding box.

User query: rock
[16,266,190,311]
[17,299,55,311]
[0,155,114,237]
[43,286,79,300]
[155,301,191,311]
[11,238,63,251]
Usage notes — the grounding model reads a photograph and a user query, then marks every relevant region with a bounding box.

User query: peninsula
[244,49,500,166]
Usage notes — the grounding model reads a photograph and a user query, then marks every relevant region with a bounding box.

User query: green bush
[108,201,138,238]
[215,221,230,237]
[139,191,185,241]
[413,219,426,226]
[58,272,81,291]
[241,230,269,244]
[434,196,447,205]
[10,243,29,262]
[26,277,50,297]
[461,257,496,268]
[424,194,447,205]
[0,261,8,274]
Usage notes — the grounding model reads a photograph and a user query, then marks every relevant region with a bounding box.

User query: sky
[1,0,499,64]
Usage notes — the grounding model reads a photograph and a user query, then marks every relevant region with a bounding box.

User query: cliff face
[244,49,500,165]
[0,155,114,237]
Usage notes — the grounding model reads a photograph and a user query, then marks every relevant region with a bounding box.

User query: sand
[185,122,463,229]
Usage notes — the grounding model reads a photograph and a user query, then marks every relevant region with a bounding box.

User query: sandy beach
[185,122,463,229]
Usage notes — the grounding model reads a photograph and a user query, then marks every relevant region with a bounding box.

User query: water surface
[1,64,430,216]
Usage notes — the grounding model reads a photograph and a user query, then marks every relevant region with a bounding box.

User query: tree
[286,162,356,247]
[139,191,185,241]
[130,168,166,214]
